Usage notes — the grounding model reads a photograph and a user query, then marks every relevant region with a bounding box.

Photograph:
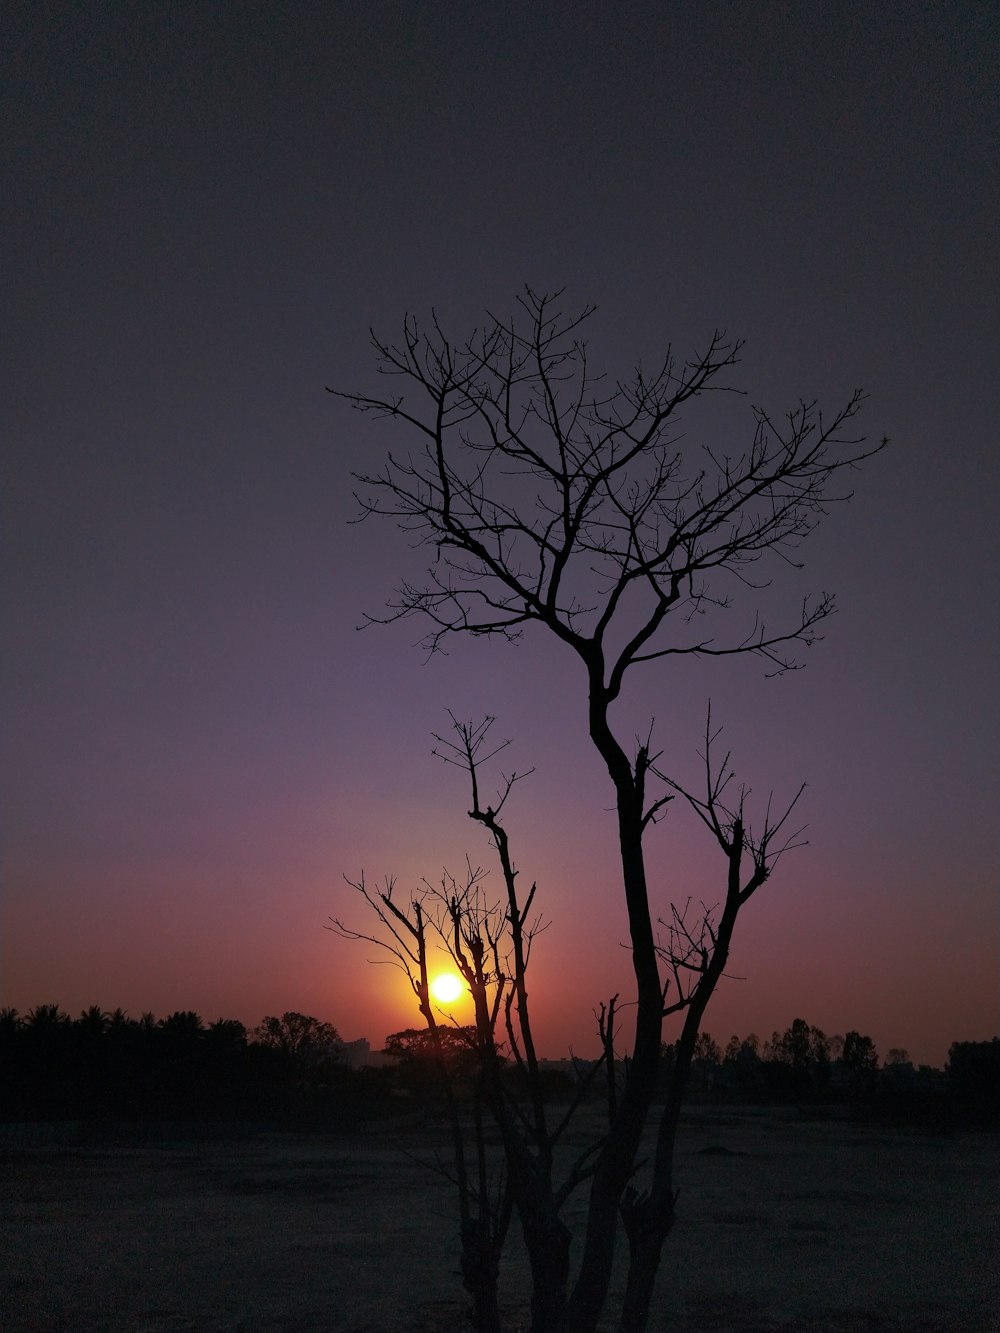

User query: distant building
[339,1038,398,1069]
[339,1037,370,1069]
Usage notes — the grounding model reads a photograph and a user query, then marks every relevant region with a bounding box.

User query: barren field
[2,1106,997,1332]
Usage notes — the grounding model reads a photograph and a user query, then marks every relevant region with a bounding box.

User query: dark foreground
[2,1106,996,1332]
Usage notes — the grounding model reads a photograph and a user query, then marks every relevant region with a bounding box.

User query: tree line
[0,1005,353,1124]
[667,1022,1000,1126]
[386,1017,999,1128]
[4,1003,993,1130]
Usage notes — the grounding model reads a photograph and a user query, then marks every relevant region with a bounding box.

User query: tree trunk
[617,854,746,1333]
[521,1204,572,1333]
[461,1217,503,1333]
[560,682,666,1332]
[618,1188,676,1333]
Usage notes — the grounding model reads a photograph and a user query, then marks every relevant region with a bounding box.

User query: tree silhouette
[336,851,519,1333]
[251,1012,342,1064]
[0,1006,370,1124]
[250,1013,345,1104]
[25,1003,71,1031]
[77,1005,110,1038]
[337,287,887,1332]
[838,1030,879,1098]
[384,1024,480,1090]
[769,1016,831,1071]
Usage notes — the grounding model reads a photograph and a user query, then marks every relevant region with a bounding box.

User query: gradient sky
[3,3,997,1068]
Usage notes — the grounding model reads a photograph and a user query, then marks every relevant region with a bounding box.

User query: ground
[2,1106,997,1331]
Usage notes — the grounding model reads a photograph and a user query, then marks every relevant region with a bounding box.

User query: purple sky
[3,3,997,1067]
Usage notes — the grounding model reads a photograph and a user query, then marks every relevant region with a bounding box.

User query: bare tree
[332,288,885,1332]
[617,714,806,1329]
[334,718,609,1332]
[333,855,513,1333]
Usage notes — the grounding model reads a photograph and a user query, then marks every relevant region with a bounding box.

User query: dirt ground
[2,1105,997,1332]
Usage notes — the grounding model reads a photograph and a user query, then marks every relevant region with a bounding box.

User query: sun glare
[430,972,464,1005]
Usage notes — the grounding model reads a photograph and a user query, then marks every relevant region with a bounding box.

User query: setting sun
[430,972,464,1005]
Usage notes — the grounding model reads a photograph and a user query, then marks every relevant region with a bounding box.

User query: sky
[2,2,997,1068]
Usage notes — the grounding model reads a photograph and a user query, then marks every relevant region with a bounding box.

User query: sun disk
[430,972,464,1005]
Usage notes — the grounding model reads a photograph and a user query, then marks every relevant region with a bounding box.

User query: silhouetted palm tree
[0,1007,22,1034]
[25,1003,71,1030]
[77,1005,110,1037]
